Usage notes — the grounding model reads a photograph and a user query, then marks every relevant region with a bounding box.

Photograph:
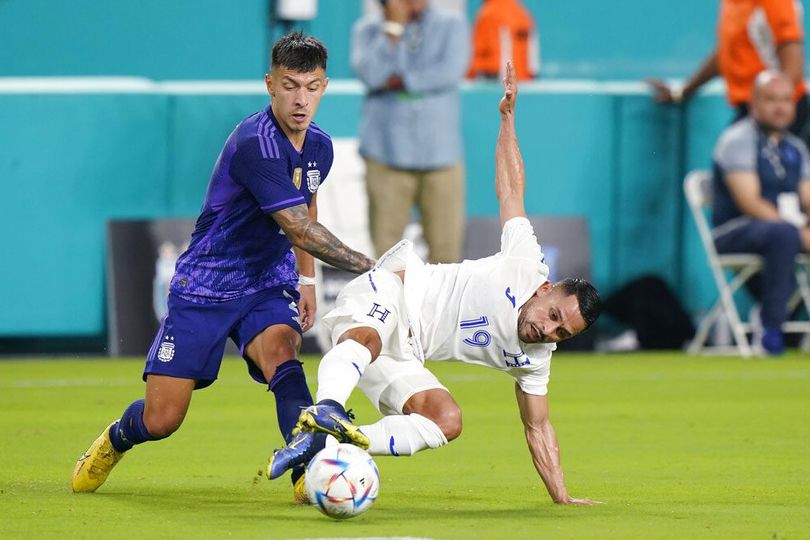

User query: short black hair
[271,31,328,72]
[558,278,601,329]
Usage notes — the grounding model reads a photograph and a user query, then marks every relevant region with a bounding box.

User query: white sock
[315,339,373,406]
[360,414,448,456]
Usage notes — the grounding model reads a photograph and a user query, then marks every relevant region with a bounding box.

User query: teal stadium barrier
[1,0,799,339]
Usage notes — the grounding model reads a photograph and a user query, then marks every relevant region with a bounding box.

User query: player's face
[752,76,795,131]
[266,66,328,136]
[517,281,587,344]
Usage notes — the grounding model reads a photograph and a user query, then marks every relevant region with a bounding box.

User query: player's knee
[248,326,302,379]
[405,390,462,441]
[265,328,302,360]
[338,327,382,360]
[433,405,463,442]
[142,408,185,439]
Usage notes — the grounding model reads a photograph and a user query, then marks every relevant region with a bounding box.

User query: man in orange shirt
[468,0,540,81]
[649,0,808,143]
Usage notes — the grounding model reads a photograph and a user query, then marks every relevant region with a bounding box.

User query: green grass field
[1,352,809,539]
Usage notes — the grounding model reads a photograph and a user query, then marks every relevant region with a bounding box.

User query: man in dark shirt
[712,70,810,354]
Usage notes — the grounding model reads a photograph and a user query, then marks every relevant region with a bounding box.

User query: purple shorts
[143,286,301,389]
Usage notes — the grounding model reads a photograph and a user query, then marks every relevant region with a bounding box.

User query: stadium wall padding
[0,0,755,81]
[1,86,731,336]
[0,94,170,335]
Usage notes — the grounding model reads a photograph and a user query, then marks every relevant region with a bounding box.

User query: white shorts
[321,266,446,415]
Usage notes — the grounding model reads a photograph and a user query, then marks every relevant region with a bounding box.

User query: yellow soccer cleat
[297,403,369,450]
[293,472,309,505]
[71,422,125,493]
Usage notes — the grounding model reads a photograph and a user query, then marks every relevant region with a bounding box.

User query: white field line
[285,537,436,540]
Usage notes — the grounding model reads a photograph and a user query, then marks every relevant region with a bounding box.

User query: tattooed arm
[293,193,319,332]
[273,203,375,274]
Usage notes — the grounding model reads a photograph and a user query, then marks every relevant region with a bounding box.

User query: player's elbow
[283,222,313,250]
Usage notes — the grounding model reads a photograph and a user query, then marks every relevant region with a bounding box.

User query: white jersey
[404,217,555,395]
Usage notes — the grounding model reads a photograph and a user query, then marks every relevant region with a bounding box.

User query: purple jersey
[170,105,333,303]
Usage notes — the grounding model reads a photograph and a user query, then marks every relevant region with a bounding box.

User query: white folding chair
[684,170,810,356]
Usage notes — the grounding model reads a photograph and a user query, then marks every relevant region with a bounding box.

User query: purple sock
[109,399,157,453]
[268,360,313,444]
[268,360,325,485]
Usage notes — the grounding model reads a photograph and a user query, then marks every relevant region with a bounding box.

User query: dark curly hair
[271,31,328,72]
[558,278,601,329]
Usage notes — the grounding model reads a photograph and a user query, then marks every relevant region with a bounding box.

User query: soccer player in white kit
[267,63,602,505]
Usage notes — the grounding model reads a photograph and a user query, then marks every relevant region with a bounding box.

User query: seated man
[266,63,602,505]
[712,70,810,355]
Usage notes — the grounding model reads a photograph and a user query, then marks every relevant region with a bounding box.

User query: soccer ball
[305,443,380,519]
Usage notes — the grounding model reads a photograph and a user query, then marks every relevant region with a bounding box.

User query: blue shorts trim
[144,285,301,389]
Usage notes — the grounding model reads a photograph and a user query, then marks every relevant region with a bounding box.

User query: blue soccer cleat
[296,400,370,450]
[266,430,325,480]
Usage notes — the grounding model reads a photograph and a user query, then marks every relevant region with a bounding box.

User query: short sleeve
[713,125,757,173]
[761,0,803,44]
[229,138,305,214]
[511,353,551,396]
[319,136,334,186]
[500,217,544,262]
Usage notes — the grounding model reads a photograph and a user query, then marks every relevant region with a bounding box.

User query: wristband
[670,87,684,104]
[383,21,405,37]
[298,275,316,286]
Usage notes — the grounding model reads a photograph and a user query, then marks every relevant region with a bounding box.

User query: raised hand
[499,61,517,116]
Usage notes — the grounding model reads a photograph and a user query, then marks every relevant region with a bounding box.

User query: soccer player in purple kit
[71,32,375,502]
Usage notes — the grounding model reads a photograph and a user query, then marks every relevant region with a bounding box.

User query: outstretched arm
[273,204,375,275]
[496,62,527,226]
[515,383,601,505]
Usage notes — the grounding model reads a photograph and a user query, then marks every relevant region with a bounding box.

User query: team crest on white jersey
[503,349,531,368]
[157,336,175,362]
[306,169,321,192]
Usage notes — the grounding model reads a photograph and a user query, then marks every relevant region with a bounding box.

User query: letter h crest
[367,302,391,323]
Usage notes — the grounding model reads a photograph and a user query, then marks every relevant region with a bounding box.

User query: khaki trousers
[364,158,465,264]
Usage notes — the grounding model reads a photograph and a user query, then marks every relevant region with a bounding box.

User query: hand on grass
[557,496,604,506]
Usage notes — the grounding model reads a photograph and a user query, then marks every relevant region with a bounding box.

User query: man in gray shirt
[351,0,469,263]
[712,70,810,355]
